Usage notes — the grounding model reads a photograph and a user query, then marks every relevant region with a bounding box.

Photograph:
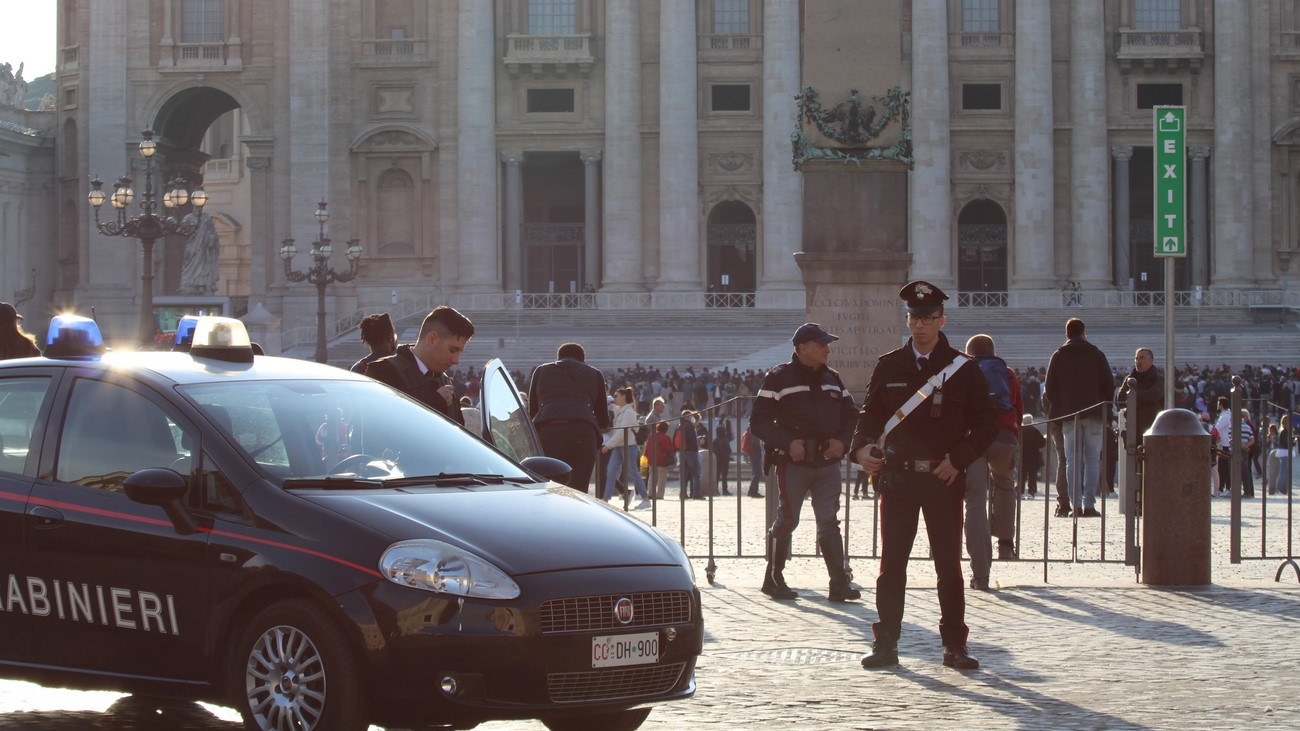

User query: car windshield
[178,379,536,484]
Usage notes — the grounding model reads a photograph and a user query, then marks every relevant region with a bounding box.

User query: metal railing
[562,393,1298,586]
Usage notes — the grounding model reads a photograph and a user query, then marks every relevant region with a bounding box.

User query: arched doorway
[706,200,757,307]
[957,199,1008,306]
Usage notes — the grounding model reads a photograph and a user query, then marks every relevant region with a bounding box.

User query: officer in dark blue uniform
[751,323,860,602]
[850,281,998,670]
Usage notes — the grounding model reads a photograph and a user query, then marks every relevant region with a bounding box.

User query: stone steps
[298,304,1298,374]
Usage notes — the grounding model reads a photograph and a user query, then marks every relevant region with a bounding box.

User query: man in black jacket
[527,342,611,493]
[852,281,998,671]
[751,323,860,603]
[365,306,474,426]
[1043,317,1114,518]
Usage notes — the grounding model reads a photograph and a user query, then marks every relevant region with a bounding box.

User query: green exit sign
[1153,106,1186,258]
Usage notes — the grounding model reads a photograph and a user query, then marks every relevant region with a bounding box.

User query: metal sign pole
[1153,105,1186,409]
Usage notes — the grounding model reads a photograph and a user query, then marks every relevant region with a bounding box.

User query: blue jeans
[681,450,703,498]
[1063,417,1103,510]
[603,446,647,501]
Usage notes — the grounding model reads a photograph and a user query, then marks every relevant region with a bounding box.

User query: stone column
[1070,0,1110,286]
[289,0,330,235]
[1190,146,1210,287]
[1013,0,1054,287]
[458,2,500,290]
[84,0,133,339]
[502,152,523,293]
[603,0,643,290]
[1212,1,1253,285]
[582,151,601,290]
[908,0,953,288]
[657,0,699,291]
[243,145,275,302]
[1112,146,1133,289]
[760,0,804,297]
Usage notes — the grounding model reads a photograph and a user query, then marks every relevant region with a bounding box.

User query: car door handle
[29,505,64,527]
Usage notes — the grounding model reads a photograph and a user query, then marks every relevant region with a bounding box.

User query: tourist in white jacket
[603,386,651,509]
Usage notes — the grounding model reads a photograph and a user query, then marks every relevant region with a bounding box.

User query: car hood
[302,485,685,575]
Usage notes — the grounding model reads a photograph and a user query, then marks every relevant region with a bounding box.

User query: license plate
[591,632,659,668]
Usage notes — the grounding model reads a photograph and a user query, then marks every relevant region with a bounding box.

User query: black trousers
[874,476,968,647]
[536,423,600,493]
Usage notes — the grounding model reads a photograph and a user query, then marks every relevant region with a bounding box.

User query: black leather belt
[897,460,938,472]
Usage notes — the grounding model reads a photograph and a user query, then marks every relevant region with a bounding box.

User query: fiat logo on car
[613,597,634,625]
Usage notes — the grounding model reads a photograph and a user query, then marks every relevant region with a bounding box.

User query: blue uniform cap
[792,323,838,346]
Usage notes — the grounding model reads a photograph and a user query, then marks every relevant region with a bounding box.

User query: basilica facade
[3,1,1297,346]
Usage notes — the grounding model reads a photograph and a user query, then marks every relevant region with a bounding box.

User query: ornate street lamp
[280,200,363,363]
[87,129,207,346]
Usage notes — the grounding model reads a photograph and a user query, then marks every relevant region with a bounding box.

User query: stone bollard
[1142,408,1212,585]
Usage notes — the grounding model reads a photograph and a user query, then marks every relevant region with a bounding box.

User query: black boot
[760,533,797,600]
[943,645,979,670]
[861,633,899,669]
[820,535,860,602]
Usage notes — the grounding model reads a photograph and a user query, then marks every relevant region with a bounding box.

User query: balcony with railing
[698,33,763,62]
[1116,27,1204,73]
[356,38,431,67]
[504,34,594,76]
[160,40,243,71]
[200,158,242,184]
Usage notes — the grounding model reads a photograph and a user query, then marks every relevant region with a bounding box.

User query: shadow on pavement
[0,696,238,730]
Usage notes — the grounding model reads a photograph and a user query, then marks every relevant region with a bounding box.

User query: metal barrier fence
[575,392,1298,586]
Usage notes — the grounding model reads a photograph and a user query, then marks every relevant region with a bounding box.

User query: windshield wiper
[281,476,385,490]
[281,473,524,490]
[407,472,513,487]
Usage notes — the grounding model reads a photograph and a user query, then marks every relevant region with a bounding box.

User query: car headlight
[380,540,520,600]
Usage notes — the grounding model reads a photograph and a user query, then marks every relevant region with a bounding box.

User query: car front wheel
[229,599,367,731]
[542,708,652,731]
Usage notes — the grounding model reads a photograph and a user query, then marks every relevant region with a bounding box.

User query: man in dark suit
[365,306,475,425]
[527,342,611,493]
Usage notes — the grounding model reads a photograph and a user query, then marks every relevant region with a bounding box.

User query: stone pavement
[466,482,1300,731]
[470,555,1300,731]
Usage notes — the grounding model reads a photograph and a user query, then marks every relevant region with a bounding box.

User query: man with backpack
[963,334,1024,590]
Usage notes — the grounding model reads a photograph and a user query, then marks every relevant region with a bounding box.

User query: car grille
[539,591,692,634]
[548,663,686,704]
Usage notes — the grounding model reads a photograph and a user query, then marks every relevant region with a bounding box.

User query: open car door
[478,359,543,462]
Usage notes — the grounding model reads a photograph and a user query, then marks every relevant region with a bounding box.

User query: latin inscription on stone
[808,287,903,396]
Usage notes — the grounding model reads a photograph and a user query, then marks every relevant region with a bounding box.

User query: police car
[0,315,701,731]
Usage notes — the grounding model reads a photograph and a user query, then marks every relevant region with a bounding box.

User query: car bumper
[340,564,703,728]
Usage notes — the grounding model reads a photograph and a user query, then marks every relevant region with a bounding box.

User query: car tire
[542,708,652,731]
[228,598,367,731]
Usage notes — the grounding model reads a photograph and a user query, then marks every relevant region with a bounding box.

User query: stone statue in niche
[178,212,220,295]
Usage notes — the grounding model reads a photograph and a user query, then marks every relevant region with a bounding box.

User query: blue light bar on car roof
[43,315,107,360]
[189,316,254,363]
[173,315,199,352]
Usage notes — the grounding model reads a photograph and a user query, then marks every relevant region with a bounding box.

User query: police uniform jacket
[849,332,998,472]
[750,354,857,455]
[527,357,611,436]
[365,344,465,426]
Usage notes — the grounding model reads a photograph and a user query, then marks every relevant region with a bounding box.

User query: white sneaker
[634,499,651,510]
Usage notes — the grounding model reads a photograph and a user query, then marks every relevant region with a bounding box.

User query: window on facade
[1136,83,1182,108]
[961,0,999,32]
[180,0,226,43]
[962,83,1001,111]
[1135,0,1181,30]
[713,0,750,34]
[711,84,751,112]
[528,0,576,35]
[527,88,576,113]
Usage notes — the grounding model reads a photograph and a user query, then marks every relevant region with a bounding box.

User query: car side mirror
[520,455,571,484]
[124,468,199,536]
